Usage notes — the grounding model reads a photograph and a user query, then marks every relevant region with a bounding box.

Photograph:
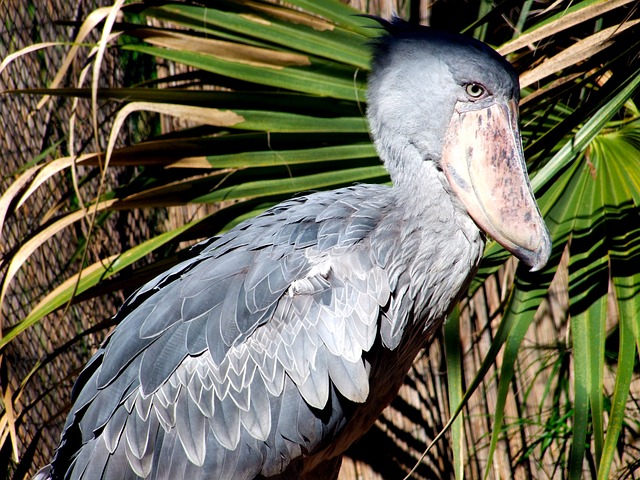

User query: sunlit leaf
[444,307,464,480]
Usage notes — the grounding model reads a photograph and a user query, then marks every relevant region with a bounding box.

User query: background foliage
[2,1,640,478]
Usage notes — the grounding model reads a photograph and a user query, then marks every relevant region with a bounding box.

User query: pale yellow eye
[465,83,485,98]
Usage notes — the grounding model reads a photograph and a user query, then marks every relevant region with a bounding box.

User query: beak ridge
[442,100,551,271]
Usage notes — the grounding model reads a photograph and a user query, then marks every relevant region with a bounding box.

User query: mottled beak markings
[441,99,551,271]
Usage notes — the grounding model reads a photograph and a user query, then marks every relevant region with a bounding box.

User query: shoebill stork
[37,17,551,480]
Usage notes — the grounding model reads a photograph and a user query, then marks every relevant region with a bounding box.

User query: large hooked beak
[441,99,551,271]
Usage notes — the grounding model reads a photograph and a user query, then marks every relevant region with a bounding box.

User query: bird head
[367,18,551,272]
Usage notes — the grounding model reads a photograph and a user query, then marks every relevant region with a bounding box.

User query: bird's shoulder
[109,184,394,356]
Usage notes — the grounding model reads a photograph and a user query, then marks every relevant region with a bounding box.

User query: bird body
[38,18,551,480]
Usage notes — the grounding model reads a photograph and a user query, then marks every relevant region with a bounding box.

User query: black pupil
[469,84,482,96]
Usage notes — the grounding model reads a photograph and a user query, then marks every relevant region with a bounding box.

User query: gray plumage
[37,17,550,480]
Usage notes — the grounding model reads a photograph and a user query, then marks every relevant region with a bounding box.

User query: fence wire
[0,2,156,476]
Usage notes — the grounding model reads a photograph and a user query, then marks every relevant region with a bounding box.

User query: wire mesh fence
[0,1,155,475]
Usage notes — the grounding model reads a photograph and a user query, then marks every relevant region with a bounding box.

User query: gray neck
[371,138,485,351]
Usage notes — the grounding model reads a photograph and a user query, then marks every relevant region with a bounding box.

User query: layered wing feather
[50,185,396,480]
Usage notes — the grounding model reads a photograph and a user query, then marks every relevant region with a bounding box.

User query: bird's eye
[465,83,485,98]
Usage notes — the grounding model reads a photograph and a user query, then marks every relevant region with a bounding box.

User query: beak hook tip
[525,234,552,273]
